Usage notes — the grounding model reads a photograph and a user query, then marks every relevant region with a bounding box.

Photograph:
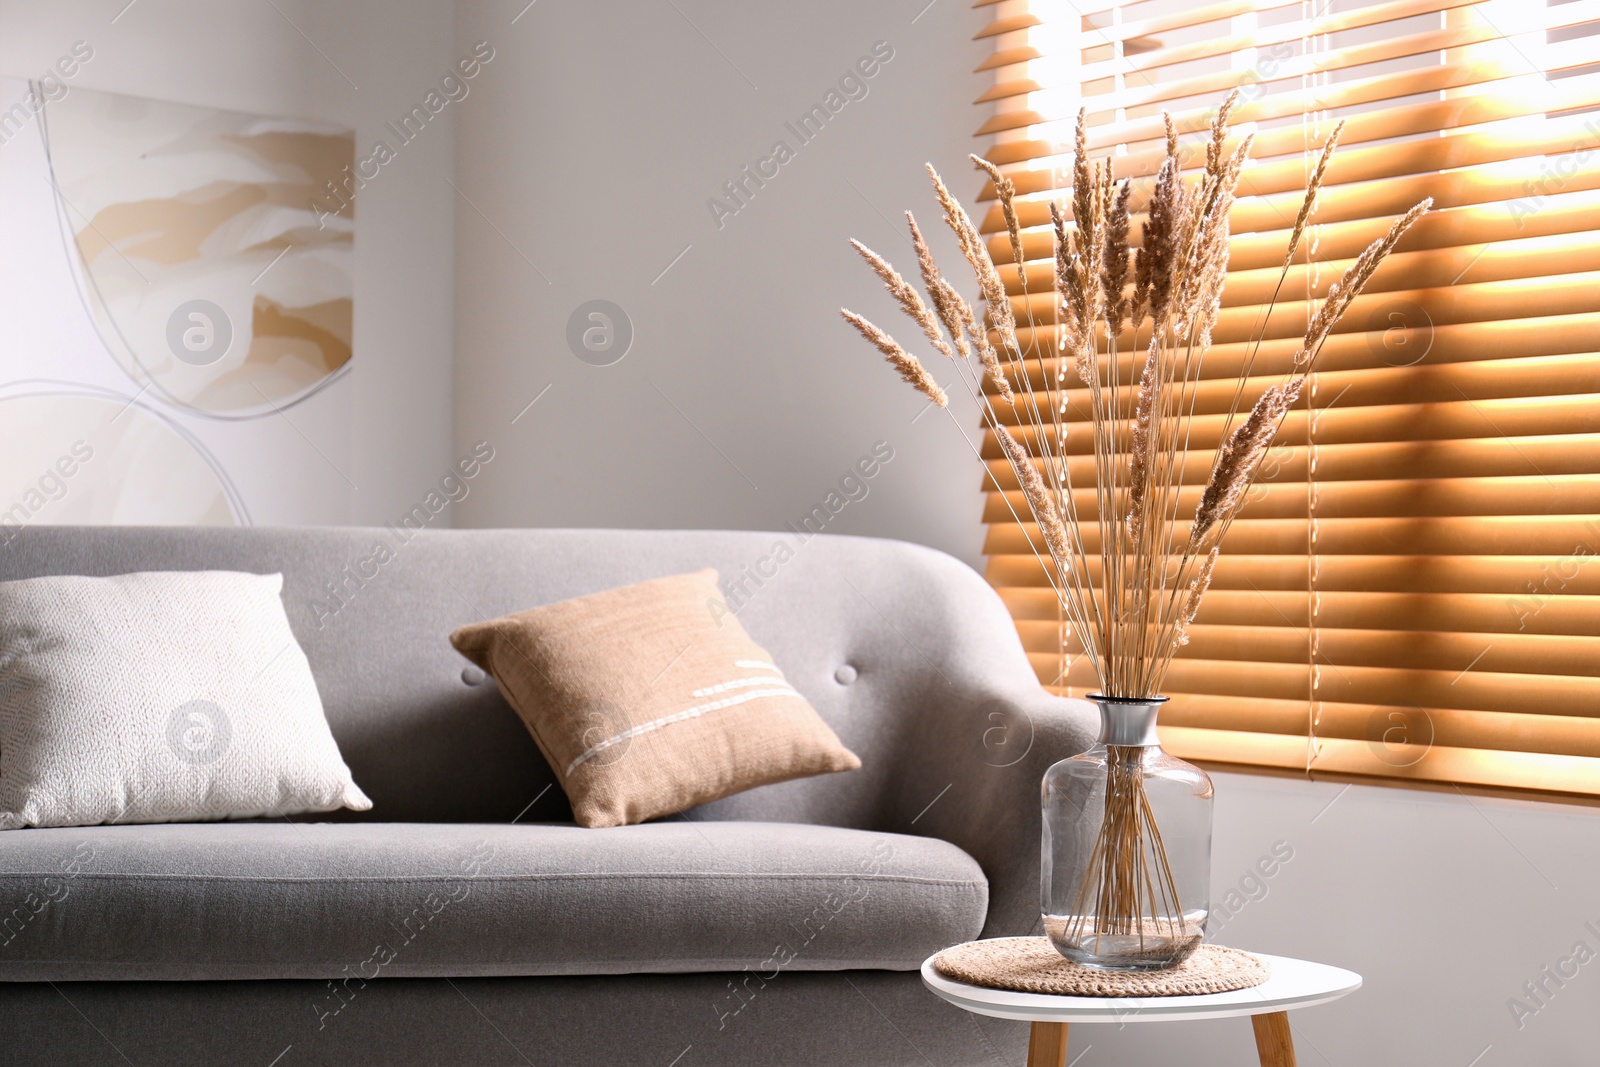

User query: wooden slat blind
[973,0,1600,795]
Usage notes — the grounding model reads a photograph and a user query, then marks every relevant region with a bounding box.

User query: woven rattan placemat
[933,937,1270,997]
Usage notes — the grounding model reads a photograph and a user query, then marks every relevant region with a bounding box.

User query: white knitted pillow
[0,570,371,829]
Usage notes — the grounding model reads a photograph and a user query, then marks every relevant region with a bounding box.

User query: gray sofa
[0,526,1095,1067]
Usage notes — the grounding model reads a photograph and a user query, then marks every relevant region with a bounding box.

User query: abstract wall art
[0,77,355,531]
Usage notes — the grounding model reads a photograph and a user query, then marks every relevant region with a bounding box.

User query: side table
[921,947,1361,1067]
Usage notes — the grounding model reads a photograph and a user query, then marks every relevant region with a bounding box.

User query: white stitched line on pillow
[733,660,783,674]
[565,686,804,775]
[691,676,792,698]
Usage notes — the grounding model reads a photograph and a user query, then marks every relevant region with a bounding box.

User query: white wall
[0,0,457,527]
[450,0,989,568]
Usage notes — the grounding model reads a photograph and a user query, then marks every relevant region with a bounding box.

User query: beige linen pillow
[450,569,859,828]
[0,570,371,829]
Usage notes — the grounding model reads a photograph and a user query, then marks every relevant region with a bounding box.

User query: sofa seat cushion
[0,821,987,981]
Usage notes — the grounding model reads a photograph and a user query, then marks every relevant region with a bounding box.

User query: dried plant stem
[851,240,951,359]
[1223,120,1345,449]
[928,163,1019,355]
[842,95,1429,954]
[1285,120,1344,271]
[908,212,971,360]
[997,425,1070,563]
[971,154,1025,275]
[1064,750,1190,953]
[839,310,947,407]
[1102,181,1133,338]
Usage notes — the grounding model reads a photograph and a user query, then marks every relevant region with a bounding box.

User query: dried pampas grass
[971,154,1025,276]
[851,240,952,360]
[928,163,1019,356]
[1102,181,1133,339]
[1191,379,1303,549]
[839,309,948,408]
[996,423,1070,565]
[841,92,1427,958]
[1284,121,1345,270]
[841,93,1428,700]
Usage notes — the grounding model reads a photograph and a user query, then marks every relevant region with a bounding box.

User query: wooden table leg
[1026,1021,1069,1067]
[1251,1011,1297,1067]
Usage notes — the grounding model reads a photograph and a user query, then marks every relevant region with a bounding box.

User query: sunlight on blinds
[973,0,1600,796]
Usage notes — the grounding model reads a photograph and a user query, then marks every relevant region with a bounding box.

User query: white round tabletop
[921,946,1361,1025]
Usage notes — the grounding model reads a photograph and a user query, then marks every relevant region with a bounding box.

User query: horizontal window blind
[973,0,1600,795]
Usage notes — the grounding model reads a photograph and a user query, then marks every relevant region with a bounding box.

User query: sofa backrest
[0,526,1040,825]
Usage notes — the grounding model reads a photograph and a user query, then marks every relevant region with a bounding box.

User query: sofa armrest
[877,684,1098,939]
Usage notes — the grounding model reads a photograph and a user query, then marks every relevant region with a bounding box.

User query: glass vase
[1041,695,1213,970]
